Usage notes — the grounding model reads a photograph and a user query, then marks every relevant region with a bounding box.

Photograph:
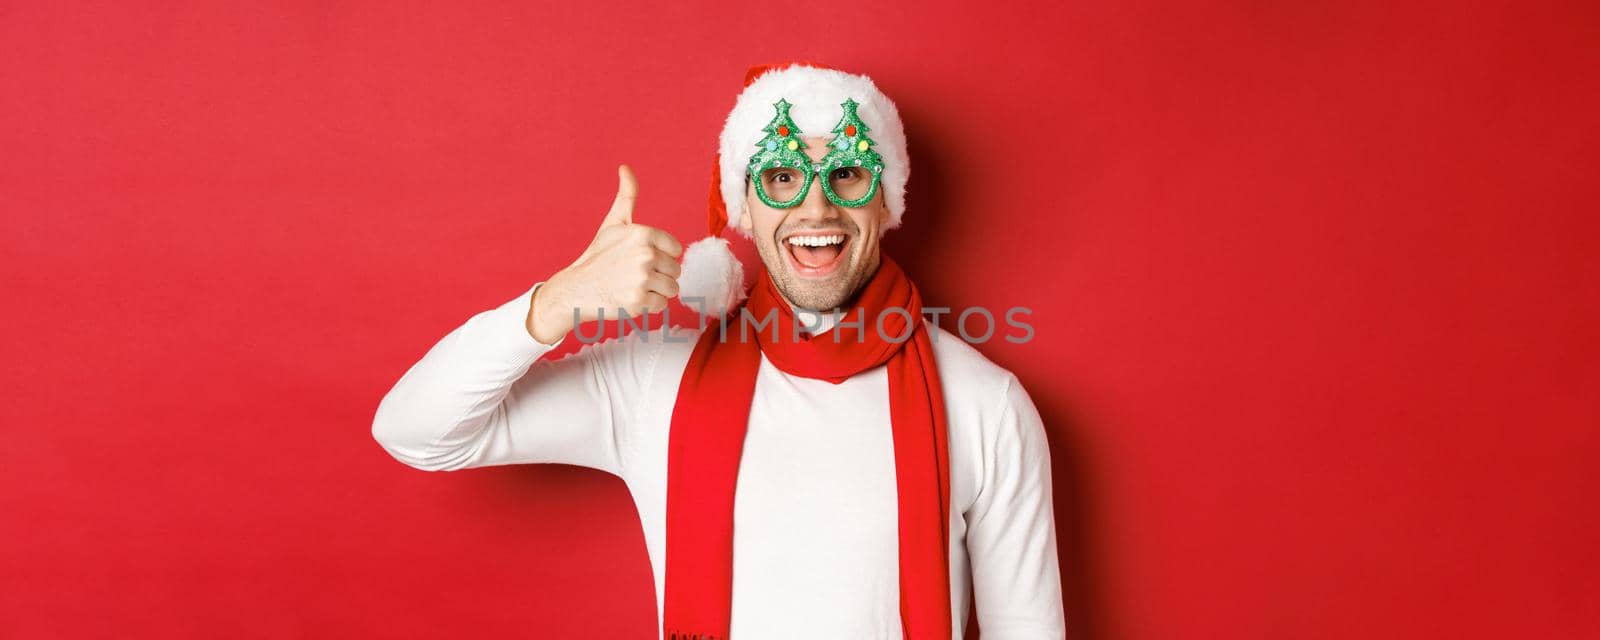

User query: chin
[782,281,855,312]
[760,250,858,311]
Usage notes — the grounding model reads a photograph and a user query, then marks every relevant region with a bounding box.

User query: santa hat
[677,63,910,316]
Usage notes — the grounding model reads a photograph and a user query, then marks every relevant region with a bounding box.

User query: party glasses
[747,98,885,209]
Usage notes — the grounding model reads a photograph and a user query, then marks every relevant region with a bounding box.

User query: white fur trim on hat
[717,65,909,234]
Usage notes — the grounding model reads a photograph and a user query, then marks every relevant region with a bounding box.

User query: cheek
[745,208,776,236]
[858,206,889,238]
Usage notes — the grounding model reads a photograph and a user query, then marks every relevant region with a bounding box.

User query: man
[372,64,1064,639]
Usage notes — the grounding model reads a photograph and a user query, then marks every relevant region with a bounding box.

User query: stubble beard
[756,218,878,313]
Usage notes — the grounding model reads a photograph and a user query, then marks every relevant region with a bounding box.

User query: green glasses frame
[747,98,885,209]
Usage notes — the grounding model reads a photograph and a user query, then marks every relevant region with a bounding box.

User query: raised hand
[526,165,684,344]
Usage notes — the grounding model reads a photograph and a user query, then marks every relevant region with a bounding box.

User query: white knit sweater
[371,283,1065,639]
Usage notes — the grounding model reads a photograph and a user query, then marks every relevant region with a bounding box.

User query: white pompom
[677,236,746,316]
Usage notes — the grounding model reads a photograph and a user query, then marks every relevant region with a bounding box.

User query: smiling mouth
[783,232,850,278]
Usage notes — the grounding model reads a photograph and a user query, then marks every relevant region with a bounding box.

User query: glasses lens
[825,165,876,205]
[759,167,808,205]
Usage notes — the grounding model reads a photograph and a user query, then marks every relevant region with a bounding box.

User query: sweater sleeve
[964,375,1067,638]
[370,282,657,476]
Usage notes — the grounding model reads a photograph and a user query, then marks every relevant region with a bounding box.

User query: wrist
[526,274,574,345]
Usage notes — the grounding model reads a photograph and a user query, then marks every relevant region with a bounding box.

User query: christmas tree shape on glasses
[748,99,815,208]
[819,98,884,208]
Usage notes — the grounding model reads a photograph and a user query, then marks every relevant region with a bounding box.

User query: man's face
[739,136,891,312]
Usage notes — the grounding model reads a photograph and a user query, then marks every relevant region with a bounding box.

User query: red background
[3,1,1597,638]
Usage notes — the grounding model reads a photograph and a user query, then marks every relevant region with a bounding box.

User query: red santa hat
[678,63,910,316]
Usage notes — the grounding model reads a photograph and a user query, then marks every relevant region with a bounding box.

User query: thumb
[600,164,638,228]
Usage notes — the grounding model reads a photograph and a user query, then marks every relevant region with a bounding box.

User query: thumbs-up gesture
[526,165,684,344]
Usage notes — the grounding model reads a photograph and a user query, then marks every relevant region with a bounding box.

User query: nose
[792,168,840,223]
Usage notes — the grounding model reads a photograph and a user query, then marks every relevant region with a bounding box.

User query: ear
[739,181,757,232]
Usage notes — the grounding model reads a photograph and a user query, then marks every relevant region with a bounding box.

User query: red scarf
[663,256,952,640]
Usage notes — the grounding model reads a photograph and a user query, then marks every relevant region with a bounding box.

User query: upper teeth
[786,234,846,247]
